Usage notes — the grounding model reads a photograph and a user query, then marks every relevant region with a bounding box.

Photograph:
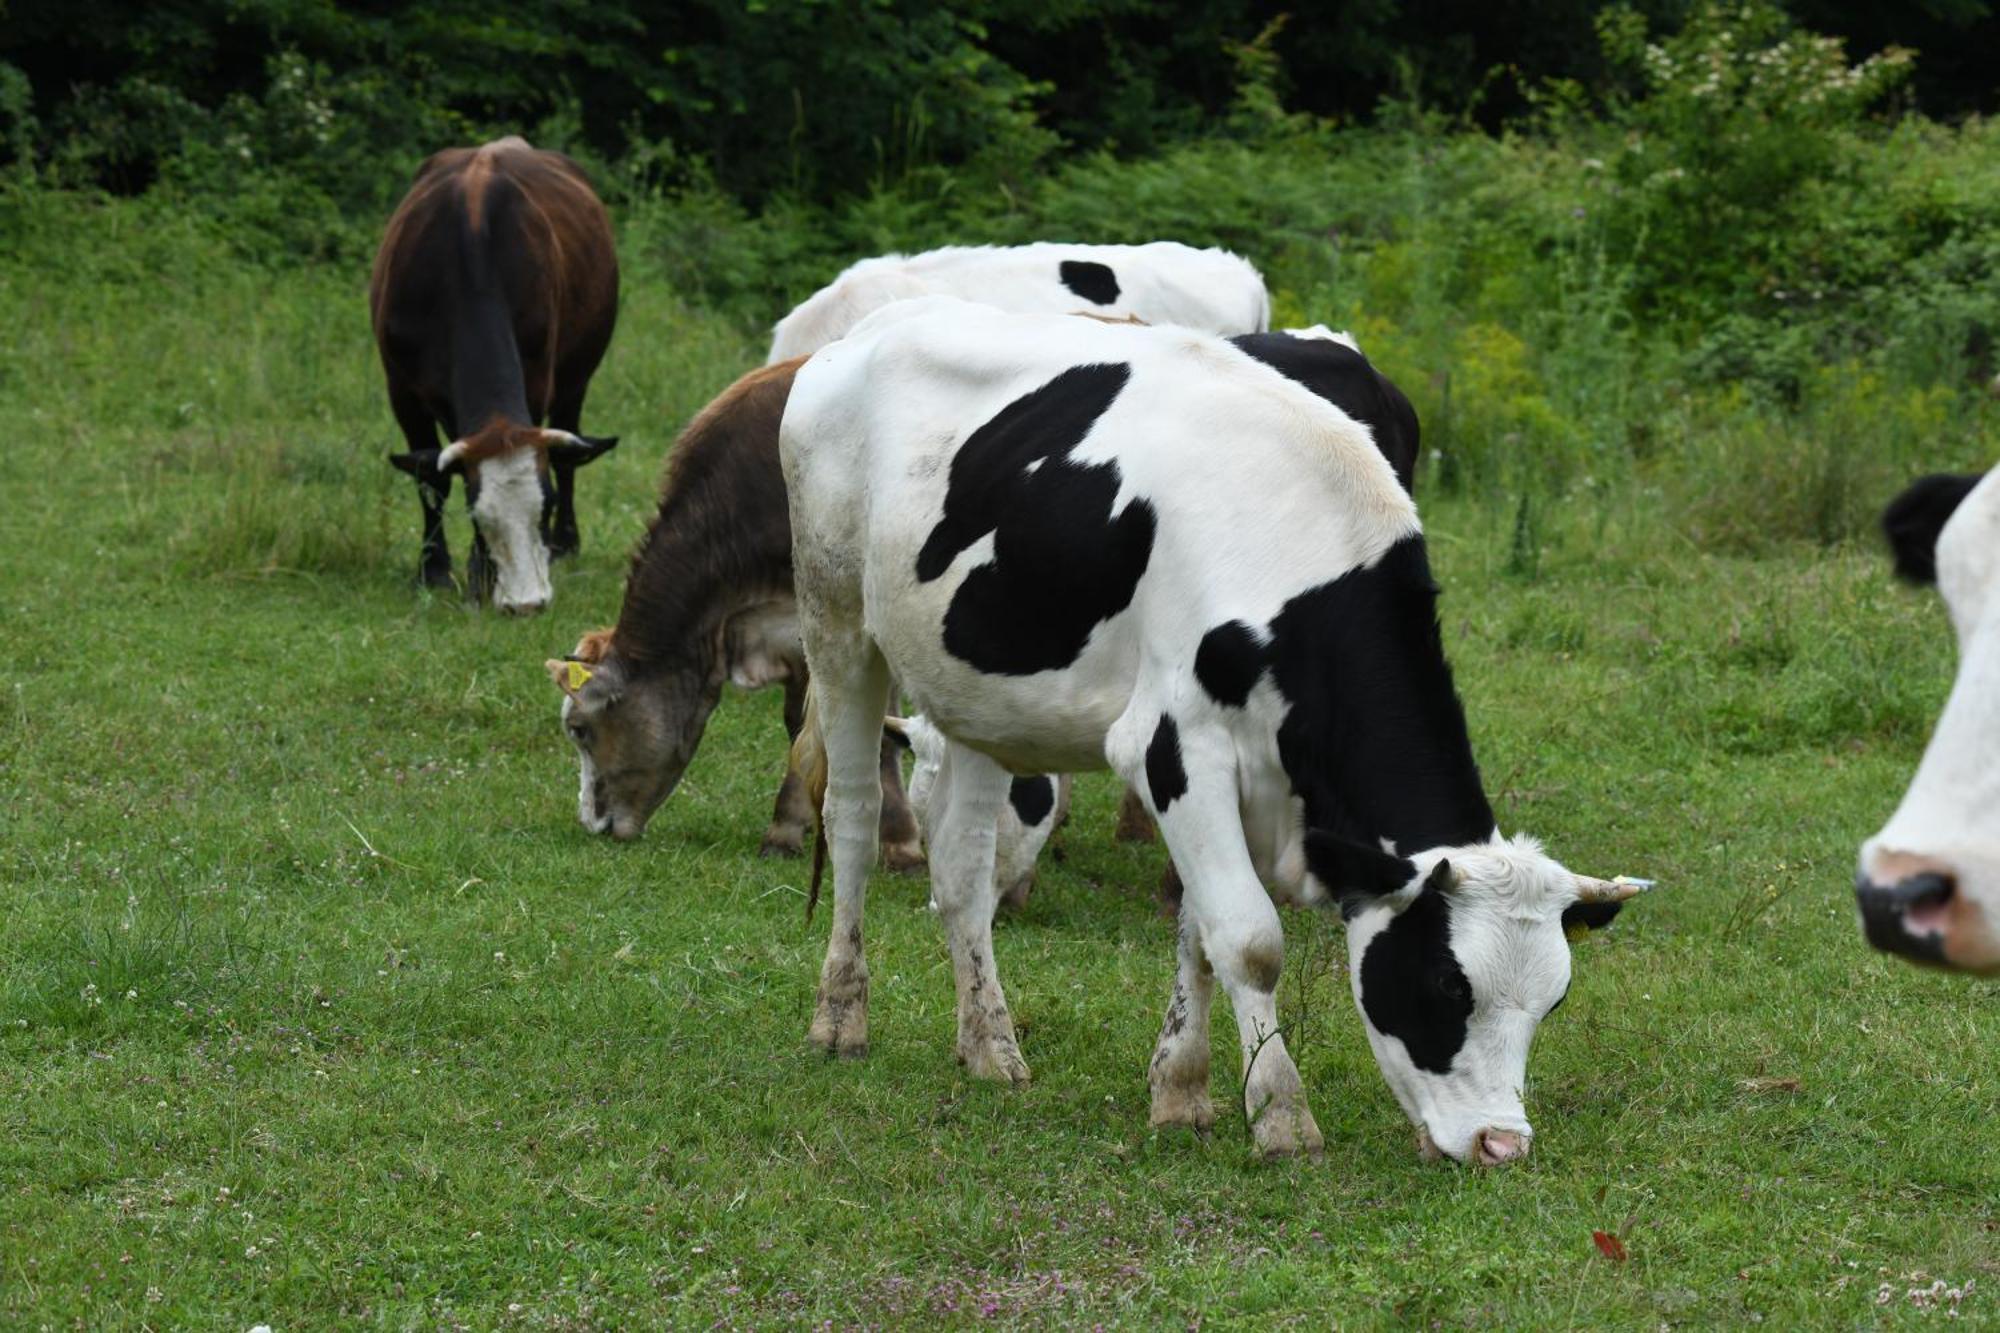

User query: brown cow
[372,136,619,615]
[546,359,922,869]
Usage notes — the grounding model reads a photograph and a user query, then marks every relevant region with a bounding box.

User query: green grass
[3,210,1998,1329]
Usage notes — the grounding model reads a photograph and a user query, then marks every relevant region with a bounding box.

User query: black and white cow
[780,298,1644,1165]
[1859,469,2000,973]
[767,242,1270,363]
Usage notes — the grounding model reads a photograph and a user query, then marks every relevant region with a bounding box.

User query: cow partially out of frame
[373,137,620,614]
[781,298,1644,1166]
[1860,469,2000,973]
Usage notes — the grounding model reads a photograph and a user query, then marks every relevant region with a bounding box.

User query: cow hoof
[759,829,805,859]
[882,839,927,875]
[958,1038,1031,1085]
[808,980,868,1058]
[1148,1086,1216,1134]
[1250,1102,1324,1161]
[546,533,580,560]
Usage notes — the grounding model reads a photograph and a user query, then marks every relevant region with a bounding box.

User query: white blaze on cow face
[458,443,552,615]
[1339,837,1598,1165]
[1860,470,2000,973]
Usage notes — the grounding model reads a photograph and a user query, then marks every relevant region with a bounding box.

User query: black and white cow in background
[781,298,1644,1165]
[1860,469,2000,973]
[767,242,1270,364]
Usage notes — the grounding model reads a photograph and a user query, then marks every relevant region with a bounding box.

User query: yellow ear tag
[565,660,594,692]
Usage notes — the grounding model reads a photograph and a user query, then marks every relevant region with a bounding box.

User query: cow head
[1858,470,2000,974]
[1306,831,1646,1165]
[391,425,616,615]
[546,630,722,841]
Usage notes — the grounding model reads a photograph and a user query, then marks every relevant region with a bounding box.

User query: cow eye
[1439,974,1471,1005]
[567,722,592,746]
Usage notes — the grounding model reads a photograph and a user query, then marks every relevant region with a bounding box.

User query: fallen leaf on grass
[1738,1076,1803,1094]
[1592,1230,1628,1262]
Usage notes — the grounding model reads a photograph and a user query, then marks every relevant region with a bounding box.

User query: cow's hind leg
[1149,910,1217,1133]
[761,675,813,858]
[805,649,893,1059]
[927,740,1028,1084]
[1120,717,1320,1159]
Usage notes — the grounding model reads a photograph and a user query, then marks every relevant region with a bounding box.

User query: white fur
[782,299,1596,1160]
[1861,468,2000,967]
[467,447,552,615]
[896,714,1067,911]
[767,242,1271,363]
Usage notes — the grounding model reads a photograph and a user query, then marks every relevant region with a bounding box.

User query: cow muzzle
[1417,1124,1532,1167]
[1855,860,2000,973]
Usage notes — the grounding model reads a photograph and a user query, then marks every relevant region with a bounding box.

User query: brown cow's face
[548,653,721,841]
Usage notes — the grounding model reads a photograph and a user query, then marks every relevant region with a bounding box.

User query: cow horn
[1573,874,1653,904]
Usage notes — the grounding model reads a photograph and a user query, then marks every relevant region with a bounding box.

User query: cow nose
[500,596,549,617]
[1473,1128,1529,1167]
[1855,868,1955,962]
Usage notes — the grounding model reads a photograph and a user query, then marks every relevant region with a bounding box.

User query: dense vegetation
[3,0,1998,1325]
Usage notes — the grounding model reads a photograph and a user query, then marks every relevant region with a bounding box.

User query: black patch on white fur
[1882,472,1984,585]
[1357,861,1471,1074]
[1146,714,1188,812]
[1302,831,1420,920]
[1007,775,1056,828]
[1267,535,1495,853]
[918,363,1155,674]
[1059,260,1120,306]
[1229,332,1423,493]
[1195,620,1267,706]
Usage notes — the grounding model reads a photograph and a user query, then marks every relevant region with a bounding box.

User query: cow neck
[610,413,794,680]
[447,240,536,437]
[1270,535,1497,854]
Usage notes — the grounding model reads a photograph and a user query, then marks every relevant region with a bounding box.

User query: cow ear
[545,432,618,467]
[1883,472,1984,585]
[1561,900,1625,935]
[1303,831,1421,917]
[389,449,444,478]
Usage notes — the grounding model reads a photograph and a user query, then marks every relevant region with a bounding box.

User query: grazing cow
[1858,469,2000,974]
[372,136,620,614]
[545,360,921,869]
[782,298,1643,1165]
[767,242,1269,363]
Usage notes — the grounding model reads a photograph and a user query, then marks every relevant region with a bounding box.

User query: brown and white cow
[372,136,620,614]
[1858,469,2000,973]
[546,360,922,868]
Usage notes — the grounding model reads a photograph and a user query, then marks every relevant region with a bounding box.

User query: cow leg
[805,649,892,1059]
[1149,910,1216,1133]
[878,732,926,874]
[466,528,494,604]
[545,389,587,558]
[1116,786,1158,842]
[389,388,452,587]
[1120,719,1320,1160]
[761,675,814,858]
[926,740,1029,1083]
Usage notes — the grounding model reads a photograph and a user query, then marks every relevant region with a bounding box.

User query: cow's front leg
[761,676,813,858]
[927,741,1028,1083]
[1149,911,1216,1133]
[806,652,893,1059]
[1125,716,1320,1159]
[878,730,926,874]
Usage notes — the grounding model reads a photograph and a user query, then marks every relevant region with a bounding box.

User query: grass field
[3,215,1998,1329]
